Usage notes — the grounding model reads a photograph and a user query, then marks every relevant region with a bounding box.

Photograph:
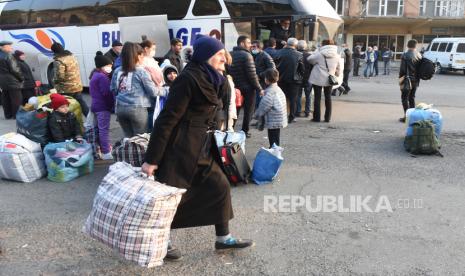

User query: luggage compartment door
[118,15,170,58]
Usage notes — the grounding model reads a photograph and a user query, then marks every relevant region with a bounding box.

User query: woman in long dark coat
[13,50,35,105]
[142,36,254,260]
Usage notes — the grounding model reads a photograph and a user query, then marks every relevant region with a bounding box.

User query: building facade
[328,0,465,59]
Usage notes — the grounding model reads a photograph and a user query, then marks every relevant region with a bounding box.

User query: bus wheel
[47,64,55,88]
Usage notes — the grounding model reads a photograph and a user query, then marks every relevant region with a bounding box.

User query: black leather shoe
[399,117,406,123]
[215,238,255,250]
[164,244,182,261]
[245,133,252,138]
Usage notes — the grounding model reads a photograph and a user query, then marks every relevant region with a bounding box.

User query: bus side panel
[168,19,222,47]
[78,27,101,87]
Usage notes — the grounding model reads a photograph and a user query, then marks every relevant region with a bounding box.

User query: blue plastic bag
[406,107,442,138]
[252,145,283,185]
[44,141,94,182]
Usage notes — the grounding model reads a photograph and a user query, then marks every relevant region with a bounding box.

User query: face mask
[103,67,112,74]
[251,49,259,55]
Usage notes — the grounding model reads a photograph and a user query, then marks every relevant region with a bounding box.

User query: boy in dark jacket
[48,93,83,143]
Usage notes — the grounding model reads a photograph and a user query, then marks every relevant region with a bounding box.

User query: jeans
[95,111,111,154]
[268,128,280,148]
[1,88,22,119]
[374,61,379,76]
[312,85,332,122]
[384,60,391,75]
[116,104,148,137]
[63,92,89,116]
[238,88,256,134]
[353,58,361,76]
[364,62,374,77]
[342,70,351,92]
[279,82,300,121]
[296,85,312,115]
[401,86,417,114]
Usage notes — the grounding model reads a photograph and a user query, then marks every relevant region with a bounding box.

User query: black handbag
[324,56,339,86]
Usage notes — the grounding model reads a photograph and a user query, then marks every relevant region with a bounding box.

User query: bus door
[221,18,254,51]
[118,15,170,58]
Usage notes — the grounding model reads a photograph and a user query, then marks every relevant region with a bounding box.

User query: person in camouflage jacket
[51,43,88,116]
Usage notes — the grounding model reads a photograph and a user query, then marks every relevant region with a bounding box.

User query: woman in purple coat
[89,52,115,160]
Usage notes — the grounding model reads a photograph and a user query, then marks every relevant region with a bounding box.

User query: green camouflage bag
[404,120,442,155]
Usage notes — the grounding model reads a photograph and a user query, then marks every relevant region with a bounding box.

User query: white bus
[0,0,343,87]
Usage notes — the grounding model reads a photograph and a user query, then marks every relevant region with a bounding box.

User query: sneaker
[399,117,406,123]
[101,153,113,160]
[245,132,252,139]
[215,237,255,250]
[304,113,310,118]
[164,244,182,261]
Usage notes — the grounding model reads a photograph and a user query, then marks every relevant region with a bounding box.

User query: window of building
[327,0,345,15]
[446,42,454,52]
[457,43,465,52]
[431,42,439,50]
[420,0,465,17]
[366,0,404,16]
[438,42,448,51]
[193,0,222,16]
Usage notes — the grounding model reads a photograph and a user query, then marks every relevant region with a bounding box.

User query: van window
[438,42,447,52]
[457,43,465,53]
[446,43,453,52]
[0,0,33,30]
[431,42,439,51]
[193,0,222,16]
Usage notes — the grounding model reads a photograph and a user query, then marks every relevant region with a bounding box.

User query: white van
[423,37,465,74]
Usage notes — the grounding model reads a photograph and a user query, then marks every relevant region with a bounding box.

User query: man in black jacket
[14,50,35,104]
[229,35,263,137]
[342,44,352,94]
[296,40,313,117]
[399,39,422,123]
[353,44,362,76]
[275,38,304,123]
[0,41,24,119]
[251,40,276,89]
[164,38,184,73]
[104,40,122,63]
[270,19,293,50]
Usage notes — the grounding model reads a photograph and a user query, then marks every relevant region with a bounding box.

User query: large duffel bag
[44,141,94,182]
[0,133,46,183]
[83,162,186,267]
[406,105,442,138]
[16,106,50,146]
[111,134,150,167]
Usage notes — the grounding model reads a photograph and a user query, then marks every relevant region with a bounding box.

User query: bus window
[431,43,439,51]
[224,0,294,17]
[62,0,99,26]
[193,0,222,16]
[29,0,64,28]
[0,0,33,30]
[223,20,252,51]
[446,43,453,52]
[98,0,191,21]
[438,42,447,52]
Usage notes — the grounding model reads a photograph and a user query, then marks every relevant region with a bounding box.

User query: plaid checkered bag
[111,134,150,167]
[83,162,186,267]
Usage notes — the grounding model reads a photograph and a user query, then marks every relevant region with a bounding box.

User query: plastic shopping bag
[251,144,284,185]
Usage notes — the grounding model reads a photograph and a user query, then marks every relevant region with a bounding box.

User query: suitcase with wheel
[219,142,250,185]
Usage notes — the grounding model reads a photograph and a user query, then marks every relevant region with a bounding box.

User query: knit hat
[191,35,224,63]
[51,42,65,54]
[13,50,25,59]
[112,40,123,47]
[94,51,112,68]
[50,93,69,110]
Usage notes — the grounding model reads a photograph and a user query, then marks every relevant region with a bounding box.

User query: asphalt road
[1,72,465,276]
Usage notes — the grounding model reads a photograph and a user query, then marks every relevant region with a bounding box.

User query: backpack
[404,120,442,156]
[417,58,435,80]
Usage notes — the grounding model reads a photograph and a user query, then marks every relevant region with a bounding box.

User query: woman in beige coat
[307,40,341,122]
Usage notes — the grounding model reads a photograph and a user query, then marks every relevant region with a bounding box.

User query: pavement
[1,72,465,276]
